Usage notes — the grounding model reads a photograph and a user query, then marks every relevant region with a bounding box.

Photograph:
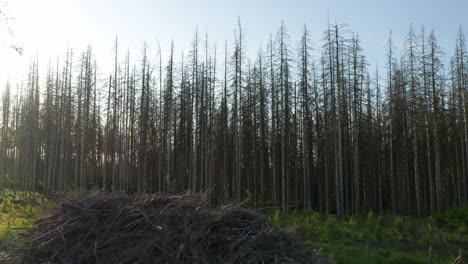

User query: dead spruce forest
[1,21,468,217]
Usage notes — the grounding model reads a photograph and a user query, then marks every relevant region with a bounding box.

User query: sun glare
[0,0,79,89]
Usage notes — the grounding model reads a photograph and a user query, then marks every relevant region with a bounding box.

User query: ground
[0,190,467,263]
[0,190,51,240]
[267,208,468,263]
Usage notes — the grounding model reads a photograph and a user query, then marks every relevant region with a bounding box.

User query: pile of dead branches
[20,192,325,264]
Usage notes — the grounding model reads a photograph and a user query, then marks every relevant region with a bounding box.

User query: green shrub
[0,190,50,243]
[265,207,464,264]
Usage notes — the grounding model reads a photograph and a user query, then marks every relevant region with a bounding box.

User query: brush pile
[20,192,324,264]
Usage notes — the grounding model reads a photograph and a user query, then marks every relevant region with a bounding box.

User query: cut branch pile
[19,192,324,264]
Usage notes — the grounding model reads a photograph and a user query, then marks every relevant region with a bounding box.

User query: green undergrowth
[266,206,468,263]
[0,189,52,243]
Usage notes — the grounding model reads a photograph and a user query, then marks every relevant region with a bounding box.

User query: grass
[0,189,51,243]
[266,208,468,263]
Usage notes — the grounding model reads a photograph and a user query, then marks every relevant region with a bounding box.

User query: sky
[0,0,467,89]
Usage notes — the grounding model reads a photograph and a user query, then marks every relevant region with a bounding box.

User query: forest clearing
[1,0,468,263]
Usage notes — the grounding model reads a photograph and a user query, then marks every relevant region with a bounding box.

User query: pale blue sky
[1,0,467,85]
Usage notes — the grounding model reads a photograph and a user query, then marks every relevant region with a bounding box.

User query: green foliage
[269,209,282,226]
[266,208,467,264]
[423,217,436,244]
[0,189,50,242]
[435,204,468,230]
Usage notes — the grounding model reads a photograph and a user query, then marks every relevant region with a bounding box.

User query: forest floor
[0,190,53,262]
[1,190,467,263]
[0,190,51,240]
[266,207,468,263]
